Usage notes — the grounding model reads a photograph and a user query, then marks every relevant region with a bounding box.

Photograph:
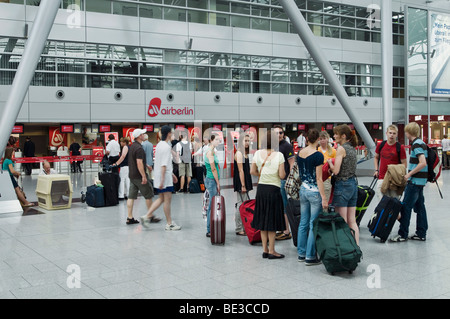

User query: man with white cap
[125,128,161,225]
[141,125,181,231]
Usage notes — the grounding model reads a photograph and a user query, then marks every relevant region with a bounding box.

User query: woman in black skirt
[250,130,286,259]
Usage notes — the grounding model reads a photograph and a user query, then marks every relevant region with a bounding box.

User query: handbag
[284,159,301,200]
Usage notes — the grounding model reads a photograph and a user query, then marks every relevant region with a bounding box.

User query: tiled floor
[1,170,450,299]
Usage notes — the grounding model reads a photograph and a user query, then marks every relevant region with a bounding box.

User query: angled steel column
[279,0,376,155]
[0,0,61,155]
[381,0,393,139]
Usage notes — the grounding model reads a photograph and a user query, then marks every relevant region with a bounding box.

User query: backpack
[313,207,362,275]
[426,146,443,198]
[378,140,401,164]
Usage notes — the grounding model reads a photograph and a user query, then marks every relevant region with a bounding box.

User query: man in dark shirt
[273,125,295,240]
[23,136,35,175]
[69,139,82,173]
[126,128,160,225]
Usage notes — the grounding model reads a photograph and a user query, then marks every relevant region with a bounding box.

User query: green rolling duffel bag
[313,207,362,275]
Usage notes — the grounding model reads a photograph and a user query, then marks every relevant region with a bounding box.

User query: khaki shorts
[178,163,192,177]
[128,178,154,200]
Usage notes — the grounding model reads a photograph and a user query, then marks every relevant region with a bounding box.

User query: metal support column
[0,0,61,155]
[381,0,393,139]
[279,0,376,155]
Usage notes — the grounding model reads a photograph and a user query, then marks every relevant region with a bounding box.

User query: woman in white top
[250,130,286,259]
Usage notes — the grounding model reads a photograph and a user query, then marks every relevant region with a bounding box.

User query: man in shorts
[126,128,161,225]
[141,126,181,231]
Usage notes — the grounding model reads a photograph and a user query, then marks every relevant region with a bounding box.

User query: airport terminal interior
[1,0,450,300]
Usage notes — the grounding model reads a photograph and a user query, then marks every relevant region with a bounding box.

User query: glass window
[113,46,140,61]
[164,8,186,21]
[215,0,229,12]
[272,83,288,94]
[290,84,307,95]
[232,68,251,81]
[32,73,56,87]
[232,81,251,93]
[341,17,355,28]
[58,74,85,87]
[114,76,138,89]
[188,10,208,24]
[57,58,85,72]
[323,2,339,15]
[113,2,137,17]
[164,50,187,63]
[140,77,162,90]
[272,70,288,82]
[233,55,251,68]
[272,20,288,33]
[140,63,163,76]
[114,61,139,75]
[88,75,112,88]
[251,5,270,17]
[86,0,111,13]
[213,13,230,26]
[0,71,15,85]
[323,26,339,38]
[140,5,162,19]
[165,64,187,77]
[141,48,163,63]
[211,67,230,79]
[59,42,85,58]
[86,44,113,59]
[231,15,250,28]
[323,14,339,26]
[163,0,186,6]
[211,80,231,92]
[252,56,270,69]
[307,1,323,12]
[0,54,20,69]
[231,3,250,15]
[271,7,287,20]
[188,0,207,9]
[86,59,112,74]
[36,57,56,71]
[165,78,187,91]
[188,65,209,78]
[196,52,210,65]
[272,58,288,70]
[341,28,355,40]
[188,79,209,91]
[340,5,355,17]
[252,18,270,31]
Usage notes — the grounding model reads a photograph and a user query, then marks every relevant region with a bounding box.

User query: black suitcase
[99,172,120,206]
[368,195,402,242]
[285,198,301,247]
[86,185,105,208]
[355,177,377,226]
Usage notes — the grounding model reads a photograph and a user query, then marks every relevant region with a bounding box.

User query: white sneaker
[140,216,151,228]
[389,235,407,242]
[165,222,181,231]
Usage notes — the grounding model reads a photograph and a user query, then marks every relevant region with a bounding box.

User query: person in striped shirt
[390,122,428,242]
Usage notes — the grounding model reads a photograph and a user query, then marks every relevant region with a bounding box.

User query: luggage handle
[369,176,378,190]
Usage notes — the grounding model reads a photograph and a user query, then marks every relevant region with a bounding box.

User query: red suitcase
[210,194,226,245]
[239,199,261,245]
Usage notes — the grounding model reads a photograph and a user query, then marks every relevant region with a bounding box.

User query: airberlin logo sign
[148,98,194,118]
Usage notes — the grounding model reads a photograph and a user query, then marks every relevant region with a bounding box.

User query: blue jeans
[297,188,322,260]
[398,182,428,239]
[205,177,218,234]
[280,179,288,212]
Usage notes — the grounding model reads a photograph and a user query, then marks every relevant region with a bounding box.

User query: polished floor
[1,168,450,299]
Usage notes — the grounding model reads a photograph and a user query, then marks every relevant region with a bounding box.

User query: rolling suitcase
[239,199,261,245]
[356,177,377,226]
[86,185,105,208]
[99,172,120,206]
[368,195,402,243]
[285,198,301,247]
[210,194,226,245]
[314,206,362,275]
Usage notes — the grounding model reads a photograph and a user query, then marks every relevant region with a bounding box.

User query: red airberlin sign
[148,98,194,118]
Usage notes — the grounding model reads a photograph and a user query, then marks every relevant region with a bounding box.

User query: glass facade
[6,0,405,44]
[0,38,405,97]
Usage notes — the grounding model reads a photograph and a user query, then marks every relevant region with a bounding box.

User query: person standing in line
[233,132,253,236]
[373,125,407,200]
[297,129,327,265]
[106,134,120,174]
[390,122,429,242]
[23,136,35,175]
[69,139,82,173]
[441,134,450,170]
[273,125,295,241]
[318,131,336,203]
[204,133,221,238]
[176,134,193,193]
[126,129,160,225]
[141,126,181,231]
[2,147,34,207]
[142,134,154,179]
[250,130,286,259]
[112,137,130,200]
[327,124,359,245]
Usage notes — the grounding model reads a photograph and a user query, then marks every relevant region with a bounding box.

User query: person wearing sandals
[125,128,161,225]
[297,129,327,266]
[204,133,221,238]
[250,130,286,259]
[327,124,359,245]
[2,147,34,207]
[141,126,181,231]
[233,132,253,236]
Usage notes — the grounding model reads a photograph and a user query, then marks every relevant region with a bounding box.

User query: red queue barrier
[11,155,104,164]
